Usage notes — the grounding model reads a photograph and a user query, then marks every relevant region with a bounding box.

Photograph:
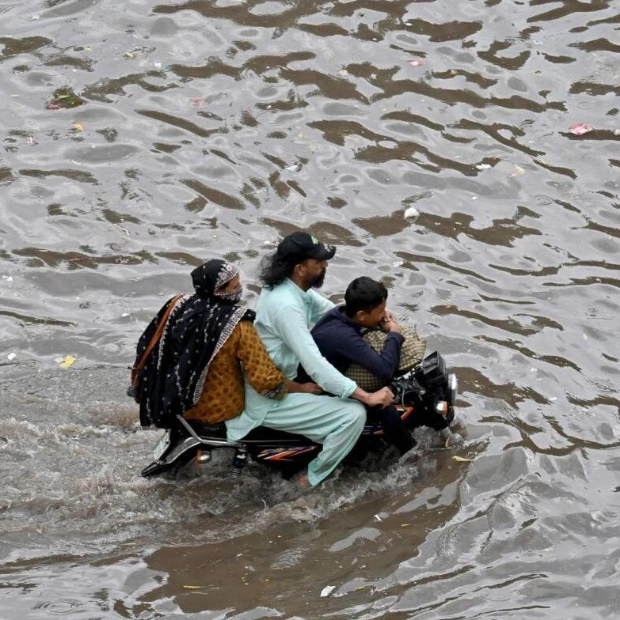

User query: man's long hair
[258,253,295,289]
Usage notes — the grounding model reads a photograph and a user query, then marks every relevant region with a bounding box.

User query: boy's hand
[380,315,402,334]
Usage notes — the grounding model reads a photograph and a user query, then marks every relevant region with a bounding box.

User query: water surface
[1,0,619,618]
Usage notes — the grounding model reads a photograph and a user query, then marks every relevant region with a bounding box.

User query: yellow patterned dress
[184,320,287,423]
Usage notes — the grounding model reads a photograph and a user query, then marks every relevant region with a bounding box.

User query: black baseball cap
[275,232,336,263]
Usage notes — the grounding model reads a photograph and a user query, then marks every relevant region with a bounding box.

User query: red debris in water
[407,59,426,67]
[569,123,593,136]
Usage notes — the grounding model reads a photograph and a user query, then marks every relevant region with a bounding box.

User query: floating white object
[7,353,16,361]
[320,586,336,598]
[404,206,419,218]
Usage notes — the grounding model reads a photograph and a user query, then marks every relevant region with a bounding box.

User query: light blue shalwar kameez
[226,279,366,486]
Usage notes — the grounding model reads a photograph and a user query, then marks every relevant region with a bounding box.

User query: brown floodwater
[1,0,619,618]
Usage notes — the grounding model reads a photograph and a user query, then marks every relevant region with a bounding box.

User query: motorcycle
[140,351,459,480]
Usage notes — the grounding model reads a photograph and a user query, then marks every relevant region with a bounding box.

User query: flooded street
[1,0,619,618]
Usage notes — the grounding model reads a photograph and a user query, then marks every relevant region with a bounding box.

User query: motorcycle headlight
[448,373,458,404]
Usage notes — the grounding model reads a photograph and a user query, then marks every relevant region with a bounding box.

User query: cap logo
[311,235,319,244]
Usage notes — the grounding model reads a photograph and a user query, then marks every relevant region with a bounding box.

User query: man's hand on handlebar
[365,386,395,408]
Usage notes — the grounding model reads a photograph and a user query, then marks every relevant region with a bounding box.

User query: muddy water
[1,0,619,618]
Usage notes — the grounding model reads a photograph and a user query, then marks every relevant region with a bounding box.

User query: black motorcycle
[141,351,459,480]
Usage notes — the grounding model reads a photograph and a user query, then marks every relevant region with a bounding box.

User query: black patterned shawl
[134,260,248,428]
[162,260,247,417]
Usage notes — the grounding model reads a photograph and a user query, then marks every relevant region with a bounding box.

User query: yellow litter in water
[453,456,473,463]
[57,355,76,368]
[183,585,203,590]
[73,122,83,132]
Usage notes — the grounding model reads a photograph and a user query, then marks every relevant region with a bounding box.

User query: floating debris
[7,353,16,361]
[407,59,426,67]
[46,88,86,110]
[404,206,419,218]
[453,456,473,462]
[320,586,336,598]
[569,123,593,136]
[55,355,77,368]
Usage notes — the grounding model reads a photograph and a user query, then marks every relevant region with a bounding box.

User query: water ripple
[1,0,619,618]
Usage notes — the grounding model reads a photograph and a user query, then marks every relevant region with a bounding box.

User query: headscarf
[163,259,247,415]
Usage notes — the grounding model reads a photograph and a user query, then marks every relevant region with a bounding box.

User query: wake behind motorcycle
[140,351,459,481]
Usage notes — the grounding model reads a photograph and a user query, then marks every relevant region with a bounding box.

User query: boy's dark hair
[344,277,388,318]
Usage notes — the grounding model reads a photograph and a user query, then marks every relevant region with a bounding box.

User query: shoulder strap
[131,294,184,387]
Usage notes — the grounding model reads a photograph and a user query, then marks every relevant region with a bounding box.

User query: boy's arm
[326,328,404,382]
